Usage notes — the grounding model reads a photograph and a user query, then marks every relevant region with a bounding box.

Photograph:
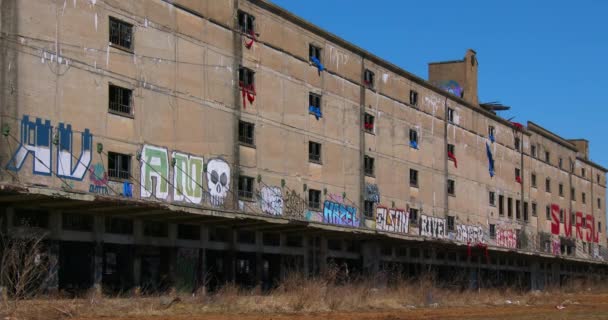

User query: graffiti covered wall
[420,215,446,239]
[376,207,408,234]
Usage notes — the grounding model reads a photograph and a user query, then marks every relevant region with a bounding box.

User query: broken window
[108,152,131,180]
[238,175,254,199]
[364,69,375,88]
[409,90,418,106]
[109,17,133,50]
[364,113,375,132]
[364,155,375,176]
[238,11,255,34]
[238,120,255,146]
[239,67,255,87]
[308,189,321,209]
[309,141,322,163]
[109,84,132,115]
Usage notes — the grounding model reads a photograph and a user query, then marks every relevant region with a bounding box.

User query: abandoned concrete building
[1,0,607,294]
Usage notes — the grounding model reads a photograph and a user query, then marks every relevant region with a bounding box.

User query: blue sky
[271,0,608,167]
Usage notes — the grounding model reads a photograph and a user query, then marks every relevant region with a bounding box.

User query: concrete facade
[0,0,607,293]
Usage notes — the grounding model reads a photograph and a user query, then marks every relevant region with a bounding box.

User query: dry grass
[1,271,607,320]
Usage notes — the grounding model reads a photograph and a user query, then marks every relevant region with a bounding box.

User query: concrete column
[168,224,178,288]
[227,228,237,282]
[47,241,60,293]
[132,220,143,292]
[92,216,104,292]
[255,231,264,289]
[530,259,540,290]
[198,225,208,293]
[361,240,380,275]
[302,234,310,276]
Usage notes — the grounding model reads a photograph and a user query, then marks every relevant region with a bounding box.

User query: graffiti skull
[206,159,230,204]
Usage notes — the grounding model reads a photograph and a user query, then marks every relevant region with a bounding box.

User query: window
[545,151,550,163]
[559,158,563,169]
[559,183,564,197]
[364,200,374,218]
[62,213,93,231]
[239,67,255,87]
[109,17,133,50]
[364,155,375,176]
[308,189,321,209]
[488,126,495,138]
[531,145,537,157]
[309,141,322,163]
[309,92,321,110]
[531,173,537,188]
[309,44,322,62]
[559,209,564,222]
[364,69,375,88]
[489,191,496,206]
[447,144,455,156]
[447,216,455,231]
[238,11,255,34]
[178,224,201,240]
[108,152,131,179]
[409,208,419,225]
[532,202,537,217]
[499,195,504,216]
[109,84,132,115]
[597,174,601,184]
[580,168,586,177]
[105,217,133,235]
[546,206,551,220]
[489,224,496,239]
[545,178,551,193]
[447,179,455,196]
[516,200,521,219]
[582,192,587,204]
[143,221,168,238]
[524,201,529,221]
[409,129,418,148]
[598,198,602,209]
[410,169,419,187]
[599,222,602,232]
[13,209,48,228]
[238,175,254,199]
[515,168,521,180]
[364,113,375,132]
[514,137,520,150]
[447,108,455,122]
[238,120,255,146]
[507,197,513,218]
[409,90,418,106]
[571,188,576,201]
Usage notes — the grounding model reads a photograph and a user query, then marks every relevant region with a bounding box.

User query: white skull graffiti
[206,159,230,204]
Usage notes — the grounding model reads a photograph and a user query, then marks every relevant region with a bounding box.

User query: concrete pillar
[198,225,208,293]
[92,216,104,292]
[132,220,143,292]
[255,231,264,289]
[228,228,237,282]
[302,234,310,276]
[47,241,60,293]
[168,224,178,288]
[530,259,541,290]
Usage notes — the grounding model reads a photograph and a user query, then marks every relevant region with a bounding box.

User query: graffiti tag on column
[420,215,445,239]
[376,207,409,234]
[7,115,92,179]
[323,200,359,227]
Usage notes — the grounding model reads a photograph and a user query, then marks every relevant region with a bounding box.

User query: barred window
[109,17,133,50]
[309,141,322,163]
[238,121,255,146]
[308,189,321,209]
[109,84,132,115]
[108,152,131,180]
[238,176,254,199]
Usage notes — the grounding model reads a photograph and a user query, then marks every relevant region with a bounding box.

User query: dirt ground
[71,294,608,320]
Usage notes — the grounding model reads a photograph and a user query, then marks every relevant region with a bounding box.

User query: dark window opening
[410,169,419,187]
[531,173,537,188]
[447,216,455,231]
[143,221,168,238]
[238,11,255,34]
[489,224,496,239]
[109,84,132,115]
[531,145,537,157]
[364,155,375,177]
[582,192,586,204]
[309,44,322,62]
[364,69,375,88]
[237,230,255,244]
[309,92,321,110]
[238,176,254,199]
[559,183,564,197]
[582,168,586,177]
[105,217,133,235]
[364,200,374,218]
[364,113,375,132]
[108,152,131,180]
[263,233,281,246]
[545,178,551,193]
[507,197,513,218]
[309,141,322,163]
[409,90,418,106]
[409,208,419,225]
[514,137,520,150]
[14,209,48,228]
[489,191,496,206]
[516,200,521,219]
[208,227,230,242]
[447,144,455,156]
[62,213,93,231]
[571,188,576,201]
[545,151,550,163]
[286,235,303,247]
[447,108,455,122]
[238,120,255,146]
[532,202,537,217]
[409,129,418,147]
[559,158,563,169]
[238,67,255,87]
[178,224,200,240]
[546,206,551,220]
[499,195,504,216]
[308,189,321,209]
[447,179,455,196]
[109,17,133,50]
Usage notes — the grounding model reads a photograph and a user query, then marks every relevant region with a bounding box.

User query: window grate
[308,189,321,209]
[109,84,132,115]
[309,141,322,163]
[108,152,131,180]
[109,17,133,50]
[238,176,254,199]
[238,121,255,145]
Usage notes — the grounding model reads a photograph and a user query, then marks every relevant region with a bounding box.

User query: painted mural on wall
[376,207,409,234]
[420,215,446,239]
[455,224,484,244]
[173,152,204,204]
[89,163,109,195]
[206,158,231,206]
[364,183,380,203]
[6,115,92,180]
[437,80,463,98]
[284,189,307,218]
[258,186,283,216]
[550,204,600,244]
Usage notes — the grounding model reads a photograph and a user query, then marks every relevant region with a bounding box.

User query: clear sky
[270,0,608,168]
